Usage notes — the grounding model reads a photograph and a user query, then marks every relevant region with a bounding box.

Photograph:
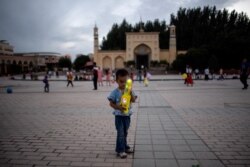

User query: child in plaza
[107,69,137,159]
[186,73,193,86]
[66,71,74,87]
[97,67,103,86]
[105,68,111,86]
[186,66,193,86]
[143,71,151,87]
[43,75,49,93]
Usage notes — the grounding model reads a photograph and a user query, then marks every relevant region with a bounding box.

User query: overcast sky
[0,0,249,60]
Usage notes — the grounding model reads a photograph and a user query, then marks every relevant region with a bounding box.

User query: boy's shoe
[117,152,127,158]
[125,148,134,154]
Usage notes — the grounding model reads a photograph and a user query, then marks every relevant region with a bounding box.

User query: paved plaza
[0,77,250,167]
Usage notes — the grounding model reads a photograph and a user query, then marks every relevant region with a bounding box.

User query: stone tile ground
[0,78,250,167]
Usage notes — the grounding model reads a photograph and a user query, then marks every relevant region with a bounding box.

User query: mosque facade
[93,25,186,69]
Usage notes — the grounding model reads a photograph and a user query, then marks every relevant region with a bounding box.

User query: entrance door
[136,55,148,69]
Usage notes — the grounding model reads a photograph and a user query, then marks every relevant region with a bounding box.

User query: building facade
[0,40,14,56]
[93,25,186,70]
[0,49,61,75]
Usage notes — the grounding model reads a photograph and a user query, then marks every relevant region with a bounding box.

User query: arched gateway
[134,44,151,69]
[93,24,185,70]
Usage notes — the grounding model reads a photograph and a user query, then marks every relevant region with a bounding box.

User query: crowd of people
[39,58,250,92]
[182,59,250,89]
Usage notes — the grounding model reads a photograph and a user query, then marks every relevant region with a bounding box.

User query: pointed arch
[102,56,112,69]
[115,56,124,69]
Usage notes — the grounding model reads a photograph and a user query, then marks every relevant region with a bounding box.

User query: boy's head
[116,69,129,89]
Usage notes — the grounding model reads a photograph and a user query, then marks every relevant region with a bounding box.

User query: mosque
[93,25,186,70]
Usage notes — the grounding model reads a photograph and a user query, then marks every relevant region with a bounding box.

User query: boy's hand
[116,105,126,112]
[130,90,137,102]
[110,101,126,112]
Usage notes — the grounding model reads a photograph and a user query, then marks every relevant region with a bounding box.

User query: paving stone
[135,139,152,145]
[136,135,151,140]
[194,152,218,159]
[155,159,178,167]
[151,135,167,140]
[154,152,175,159]
[136,130,151,135]
[133,159,155,167]
[199,160,225,167]
[167,134,184,140]
[153,145,171,152]
[190,145,210,151]
[135,145,153,151]
[152,139,169,145]
[70,161,92,166]
[134,151,154,159]
[186,140,205,145]
[1,78,249,167]
[172,145,191,152]
[174,152,196,159]
[178,160,200,167]
[169,140,187,145]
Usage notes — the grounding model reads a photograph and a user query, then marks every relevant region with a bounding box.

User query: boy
[107,69,137,158]
[67,71,74,87]
[43,75,49,93]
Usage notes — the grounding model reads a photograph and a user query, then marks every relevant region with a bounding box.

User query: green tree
[58,57,72,70]
[100,19,169,50]
[73,55,90,71]
[170,6,250,68]
[172,54,186,72]
[101,6,250,69]
[208,55,219,73]
[172,47,210,71]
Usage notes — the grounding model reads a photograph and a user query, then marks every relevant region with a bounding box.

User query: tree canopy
[100,6,250,69]
[100,19,169,50]
[58,57,72,70]
[73,55,90,71]
[171,6,250,69]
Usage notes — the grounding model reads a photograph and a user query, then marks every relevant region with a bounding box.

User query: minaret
[93,24,99,63]
[169,25,177,64]
[139,16,144,32]
[94,24,99,53]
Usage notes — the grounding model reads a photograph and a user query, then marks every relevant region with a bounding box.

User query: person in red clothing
[105,68,111,86]
[186,66,193,86]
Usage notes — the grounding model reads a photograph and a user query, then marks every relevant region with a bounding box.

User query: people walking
[240,58,249,90]
[186,66,193,86]
[92,63,98,90]
[43,75,49,93]
[66,71,74,87]
[144,71,151,87]
[138,69,142,83]
[195,68,199,79]
[105,68,111,86]
[56,70,59,78]
[204,67,210,81]
[98,67,103,87]
[184,65,189,84]
[218,68,224,80]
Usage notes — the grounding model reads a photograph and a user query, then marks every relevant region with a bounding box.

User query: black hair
[116,69,129,80]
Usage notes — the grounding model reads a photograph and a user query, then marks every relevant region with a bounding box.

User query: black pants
[240,74,248,88]
[93,77,97,90]
[44,84,49,92]
[205,74,209,80]
[67,80,74,87]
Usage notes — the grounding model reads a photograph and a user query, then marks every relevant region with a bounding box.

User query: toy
[120,79,132,114]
